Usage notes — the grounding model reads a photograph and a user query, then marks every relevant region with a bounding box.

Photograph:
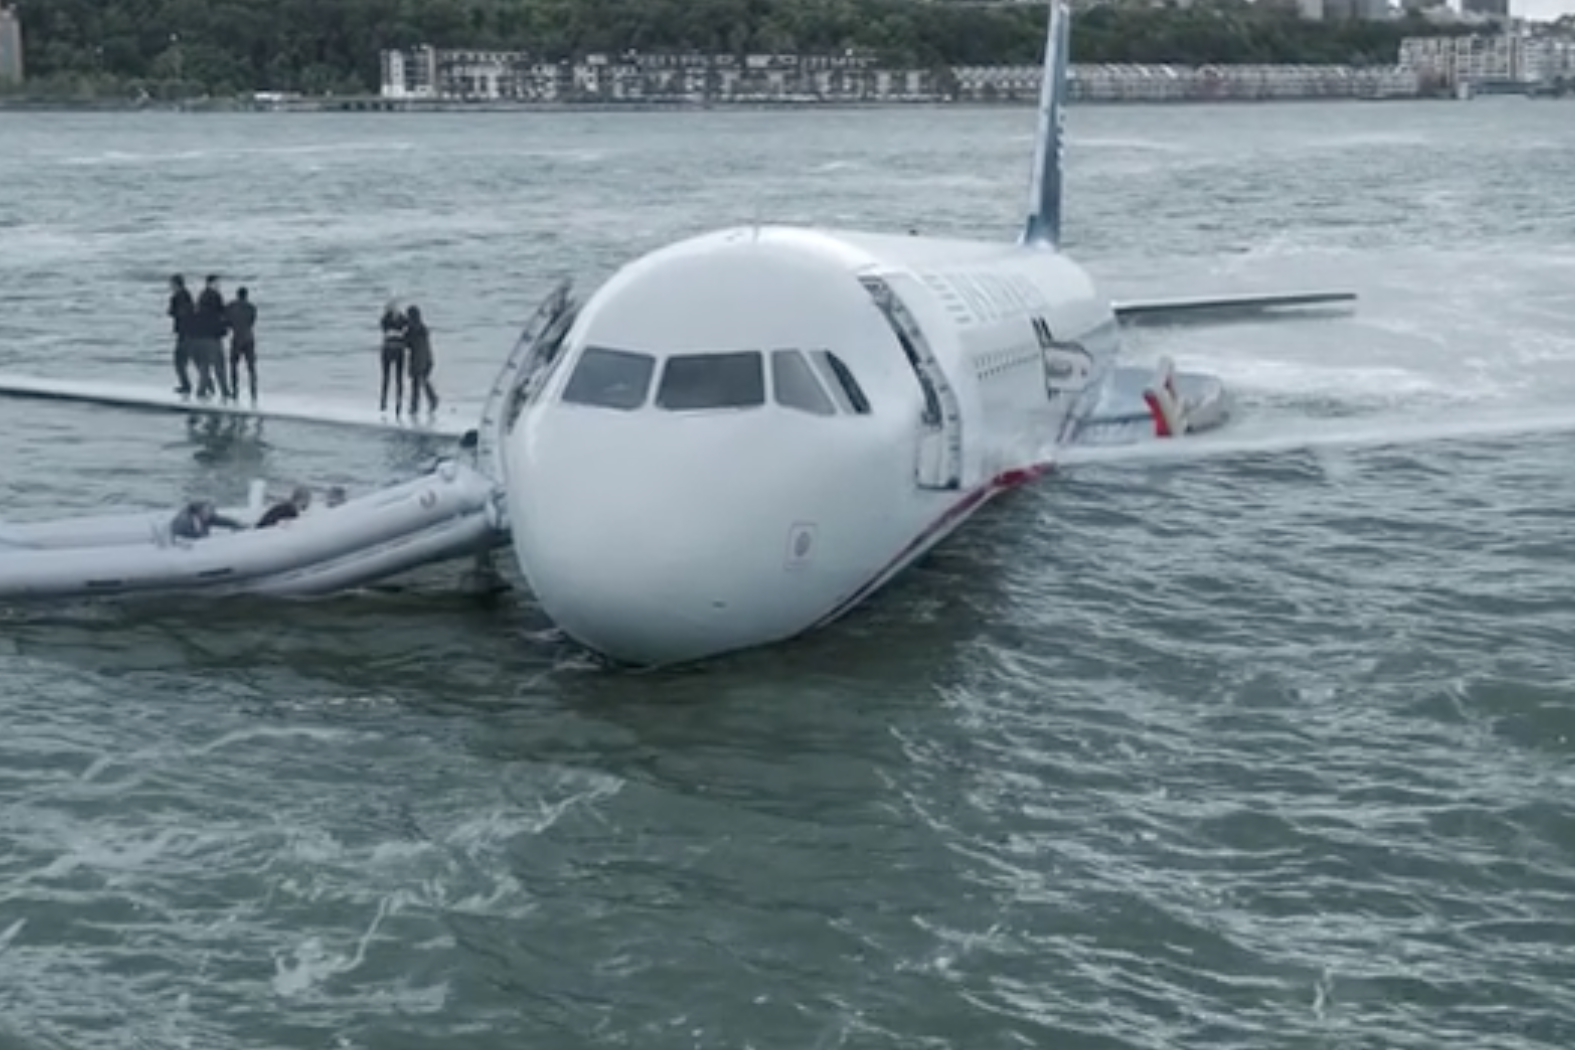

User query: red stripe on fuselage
[1142,390,1171,438]
[810,461,1055,630]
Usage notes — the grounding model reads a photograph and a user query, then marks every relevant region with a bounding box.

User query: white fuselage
[503,224,1121,666]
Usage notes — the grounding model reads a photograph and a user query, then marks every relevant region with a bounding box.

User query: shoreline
[0,94,1457,113]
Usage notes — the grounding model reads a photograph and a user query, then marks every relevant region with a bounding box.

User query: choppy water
[2,100,1575,1049]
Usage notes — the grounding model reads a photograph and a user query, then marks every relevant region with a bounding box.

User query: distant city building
[380,47,439,98]
[938,0,1119,6]
[376,47,1422,105]
[1062,62,1418,100]
[1399,27,1575,84]
[378,47,916,103]
[0,4,23,86]
[1460,0,1510,17]
[1321,0,1392,20]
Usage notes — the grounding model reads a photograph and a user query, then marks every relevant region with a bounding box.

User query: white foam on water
[271,894,396,999]
[1073,135,1192,153]
[1281,129,1440,152]
[1089,234,1575,469]
[1063,403,1575,471]
[58,141,421,168]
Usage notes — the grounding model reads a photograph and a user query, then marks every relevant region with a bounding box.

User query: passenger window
[561,347,655,411]
[810,350,871,415]
[770,350,835,416]
[656,352,765,411]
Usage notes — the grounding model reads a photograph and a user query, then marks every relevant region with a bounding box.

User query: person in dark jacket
[193,274,232,400]
[404,304,440,417]
[226,286,259,402]
[256,485,312,529]
[169,500,245,541]
[167,274,195,396]
[379,300,407,414]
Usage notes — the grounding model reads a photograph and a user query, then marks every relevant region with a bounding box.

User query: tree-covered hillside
[9,0,1472,97]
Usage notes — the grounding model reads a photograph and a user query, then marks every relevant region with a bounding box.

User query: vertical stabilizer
[1019,0,1070,248]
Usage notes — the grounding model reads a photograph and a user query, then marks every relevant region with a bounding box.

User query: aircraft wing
[0,371,477,439]
[1111,290,1356,325]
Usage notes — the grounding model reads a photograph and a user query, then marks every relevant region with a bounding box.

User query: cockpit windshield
[809,350,871,415]
[558,344,872,418]
[561,347,656,411]
[656,352,766,411]
[770,350,835,416]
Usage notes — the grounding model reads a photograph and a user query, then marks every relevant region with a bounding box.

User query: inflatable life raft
[0,460,505,601]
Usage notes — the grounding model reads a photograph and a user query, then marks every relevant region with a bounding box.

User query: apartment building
[1460,0,1509,17]
[0,4,23,86]
[1399,29,1575,84]
[377,47,926,103]
[954,62,1419,101]
[378,47,1423,105]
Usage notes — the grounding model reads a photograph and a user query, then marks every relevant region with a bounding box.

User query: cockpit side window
[809,350,871,415]
[560,346,656,411]
[770,350,836,417]
[656,352,766,411]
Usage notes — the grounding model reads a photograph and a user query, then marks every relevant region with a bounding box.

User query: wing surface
[1112,290,1356,325]
[0,372,475,438]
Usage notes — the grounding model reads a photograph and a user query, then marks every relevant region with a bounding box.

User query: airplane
[487,0,1356,669]
[0,0,1357,670]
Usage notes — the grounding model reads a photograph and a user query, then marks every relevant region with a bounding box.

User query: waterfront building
[1398,28,1575,86]
[378,46,1423,105]
[0,4,23,86]
[958,61,1418,102]
[377,47,928,103]
[1460,0,1509,17]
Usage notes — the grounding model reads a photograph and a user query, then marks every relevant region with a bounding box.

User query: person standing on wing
[379,299,407,414]
[226,286,259,402]
[193,274,232,400]
[403,304,440,417]
[167,274,195,396]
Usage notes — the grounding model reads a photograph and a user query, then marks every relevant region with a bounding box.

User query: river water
[1,101,1574,1049]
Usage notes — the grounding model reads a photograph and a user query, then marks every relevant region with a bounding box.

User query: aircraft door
[859,276,962,491]
[475,278,579,487]
[1030,315,1094,405]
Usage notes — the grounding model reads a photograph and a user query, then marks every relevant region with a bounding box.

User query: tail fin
[1020,0,1070,248]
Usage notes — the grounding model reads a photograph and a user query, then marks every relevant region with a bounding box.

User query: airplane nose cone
[504,414,859,667]
[526,514,742,667]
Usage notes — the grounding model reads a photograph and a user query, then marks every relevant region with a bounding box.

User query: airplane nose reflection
[506,417,849,667]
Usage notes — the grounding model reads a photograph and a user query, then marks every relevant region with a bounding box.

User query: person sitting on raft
[170,500,246,541]
[256,486,313,529]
